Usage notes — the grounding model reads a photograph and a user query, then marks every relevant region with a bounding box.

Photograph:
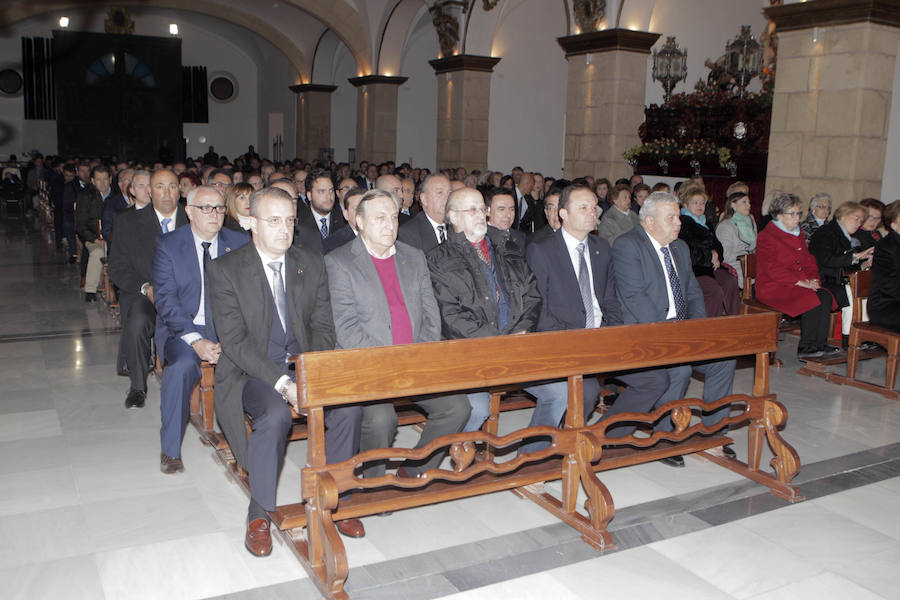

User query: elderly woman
[756,193,839,360]
[597,182,640,244]
[858,198,887,245]
[678,183,742,316]
[222,182,253,233]
[800,192,832,243]
[809,201,875,344]
[868,200,900,333]
[716,190,757,289]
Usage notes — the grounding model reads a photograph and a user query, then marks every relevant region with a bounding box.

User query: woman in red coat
[756,192,840,360]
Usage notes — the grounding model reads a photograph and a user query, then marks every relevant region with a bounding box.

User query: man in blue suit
[526,184,668,433]
[612,191,736,466]
[152,185,249,474]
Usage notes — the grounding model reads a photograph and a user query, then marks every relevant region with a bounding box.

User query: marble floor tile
[0,387,55,414]
[95,531,257,600]
[813,481,900,541]
[649,521,823,599]
[419,571,581,600]
[0,434,69,475]
[745,570,886,600]
[552,545,735,600]
[0,504,93,568]
[828,542,900,600]
[80,488,223,553]
[0,465,80,516]
[1,554,106,600]
[0,408,62,442]
[739,500,896,571]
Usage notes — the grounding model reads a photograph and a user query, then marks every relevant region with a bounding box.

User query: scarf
[681,208,707,228]
[731,213,756,243]
[773,218,801,236]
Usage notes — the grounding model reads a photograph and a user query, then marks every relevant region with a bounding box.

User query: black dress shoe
[820,345,846,358]
[160,453,185,474]
[659,455,685,468]
[797,347,825,360]
[125,389,146,409]
[722,445,737,459]
[84,292,97,303]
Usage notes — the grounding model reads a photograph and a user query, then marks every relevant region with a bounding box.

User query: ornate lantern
[651,37,687,103]
[725,25,763,97]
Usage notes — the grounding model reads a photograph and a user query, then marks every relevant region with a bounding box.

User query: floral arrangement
[624,138,732,167]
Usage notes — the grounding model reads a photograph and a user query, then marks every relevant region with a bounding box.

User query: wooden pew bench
[283,312,800,599]
[828,270,899,400]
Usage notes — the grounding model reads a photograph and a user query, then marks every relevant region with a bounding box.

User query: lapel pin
[225,247,231,252]
[297,268,303,274]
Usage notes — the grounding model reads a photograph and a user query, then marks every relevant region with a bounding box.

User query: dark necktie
[319,217,328,239]
[437,225,446,243]
[161,217,171,234]
[576,242,595,328]
[661,245,687,320]
[201,241,215,340]
[268,262,287,332]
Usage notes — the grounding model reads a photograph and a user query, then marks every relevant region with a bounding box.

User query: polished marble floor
[2,215,899,600]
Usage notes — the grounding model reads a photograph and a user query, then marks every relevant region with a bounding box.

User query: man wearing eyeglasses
[204,168,233,192]
[426,187,566,453]
[208,186,364,555]
[151,185,249,474]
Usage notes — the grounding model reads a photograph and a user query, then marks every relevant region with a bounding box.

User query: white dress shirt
[561,228,602,327]
[180,233,218,346]
[644,228,678,320]
[425,213,446,243]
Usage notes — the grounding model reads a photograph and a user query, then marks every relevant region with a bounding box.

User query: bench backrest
[849,270,873,324]
[739,253,756,300]
[298,313,777,409]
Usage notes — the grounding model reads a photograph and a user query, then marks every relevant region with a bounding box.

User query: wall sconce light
[169,23,179,35]
[586,54,592,65]
[59,16,70,28]
[812,27,821,43]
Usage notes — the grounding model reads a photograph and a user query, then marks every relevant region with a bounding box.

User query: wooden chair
[831,270,899,400]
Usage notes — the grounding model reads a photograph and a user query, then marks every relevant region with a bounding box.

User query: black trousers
[118,293,155,391]
[799,289,833,351]
[242,378,362,513]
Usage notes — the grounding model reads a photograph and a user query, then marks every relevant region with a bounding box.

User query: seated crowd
[18,145,900,558]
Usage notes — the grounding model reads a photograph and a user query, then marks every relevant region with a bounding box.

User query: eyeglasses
[258,216,298,228]
[452,206,487,216]
[782,211,803,217]
[188,204,226,214]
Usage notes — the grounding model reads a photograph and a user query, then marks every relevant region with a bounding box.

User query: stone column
[290,83,337,163]
[765,0,900,203]
[557,29,660,181]
[348,75,407,165]
[428,55,501,172]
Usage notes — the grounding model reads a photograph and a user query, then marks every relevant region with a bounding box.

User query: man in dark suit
[298,169,346,239]
[527,189,563,245]
[322,187,365,255]
[527,184,668,436]
[152,185,249,474]
[109,169,188,409]
[208,187,364,555]
[427,187,563,453]
[325,189,469,477]
[398,173,451,252]
[513,172,544,233]
[75,165,113,303]
[101,167,133,247]
[612,191,737,465]
[485,186,526,253]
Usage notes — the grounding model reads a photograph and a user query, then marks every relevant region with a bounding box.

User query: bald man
[514,172,544,232]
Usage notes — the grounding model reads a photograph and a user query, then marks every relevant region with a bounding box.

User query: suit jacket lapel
[587,236,605,300]
[244,246,273,336]
[550,231,580,297]
[285,249,306,345]
[351,238,391,326]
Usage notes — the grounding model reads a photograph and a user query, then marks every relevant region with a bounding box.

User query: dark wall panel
[53,30,182,161]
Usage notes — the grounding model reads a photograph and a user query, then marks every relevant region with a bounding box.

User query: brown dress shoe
[336,518,365,538]
[160,453,184,474]
[245,518,272,556]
